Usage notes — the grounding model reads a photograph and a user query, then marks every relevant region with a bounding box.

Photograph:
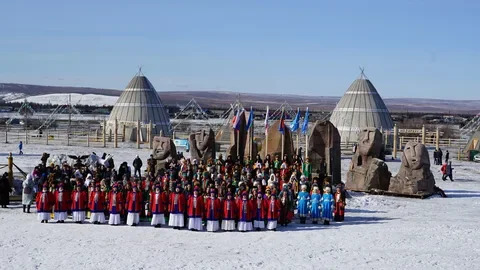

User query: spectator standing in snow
[0,173,11,208]
[445,150,450,163]
[441,162,454,181]
[19,141,23,155]
[133,155,143,178]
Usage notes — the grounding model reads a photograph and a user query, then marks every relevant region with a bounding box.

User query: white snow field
[0,142,479,269]
[10,93,118,106]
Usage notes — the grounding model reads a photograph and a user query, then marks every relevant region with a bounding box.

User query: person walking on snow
[19,141,23,155]
[441,162,454,181]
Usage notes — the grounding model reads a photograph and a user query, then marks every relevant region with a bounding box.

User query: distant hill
[2,82,479,114]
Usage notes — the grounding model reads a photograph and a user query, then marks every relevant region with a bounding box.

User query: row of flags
[232,106,310,135]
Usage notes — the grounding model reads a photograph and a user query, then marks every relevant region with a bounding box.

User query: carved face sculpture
[403,142,430,170]
[152,136,173,160]
[195,129,213,151]
[358,128,381,156]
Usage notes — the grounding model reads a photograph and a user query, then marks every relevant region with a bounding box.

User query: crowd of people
[25,152,347,232]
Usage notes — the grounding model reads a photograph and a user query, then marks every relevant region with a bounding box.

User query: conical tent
[330,72,393,143]
[107,72,171,141]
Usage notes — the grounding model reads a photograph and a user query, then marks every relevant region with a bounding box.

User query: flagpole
[250,112,254,158]
[296,129,299,155]
[265,106,269,159]
[281,106,285,159]
[304,107,309,161]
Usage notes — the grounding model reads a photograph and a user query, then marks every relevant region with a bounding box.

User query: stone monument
[307,120,341,185]
[189,128,216,163]
[260,120,294,162]
[346,128,391,191]
[152,136,177,171]
[388,142,435,196]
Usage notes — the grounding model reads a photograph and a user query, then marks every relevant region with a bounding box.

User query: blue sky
[0,1,478,99]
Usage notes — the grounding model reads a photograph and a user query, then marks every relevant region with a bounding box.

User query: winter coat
[0,175,10,205]
[310,193,321,219]
[54,190,71,212]
[133,158,143,169]
[237,199,253,222]
[89,191,105,213]
[126,191,143,213]
[168,193,186,214]
[150,191,167,214]
[205,197,221,220]
[222,199,237,220]
[320,193,334,221]
[187,195,204,218]
[70,191,87,212]
[297,191,310,216]
[108,191,124,214]
[22,174,35,205]
[266,198,281,220]
[36,191,53,212]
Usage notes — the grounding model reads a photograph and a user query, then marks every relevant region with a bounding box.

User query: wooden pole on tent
[114,118,118,148]
[393,124,398,159]
[103,119,107,148]
[149,120,153,150]
[137,120,141,149]
[421,125,426,145]
[122,125,126,142]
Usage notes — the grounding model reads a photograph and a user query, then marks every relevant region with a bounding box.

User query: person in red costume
[36,183,53,223]
[108,183,123,226]
[71,182,87,224]
[53,183,69,223]
[187,186,204,231]
[168,184,186,229]
[237,191,254,232]
[150,184,167,228]
[221,192,237,231]
[89,183,106,224]
[253,192,267,231]
[267,193,281,231]
[205,188,221,232]
[126,183,143,226]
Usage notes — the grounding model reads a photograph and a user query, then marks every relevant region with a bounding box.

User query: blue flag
[278,110,286,134]
[290,108,300,132]
[233,109,243,130]
[246,107,254,130]
[301,107,309,134]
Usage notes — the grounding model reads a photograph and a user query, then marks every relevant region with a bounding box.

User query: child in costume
[168,185,186,229]
[237,191,253,232]
[187,187,204,231]
[253,192,267,231]
[36,183,53,223]
[320,186,334,225]
[89,183,106,224]
[333,185,346,222]
[150,184,167,228]
[297,185,310,224]
[221,192,237,231]
[309,186,321,224]
[267,193,281,231]
[108,183,123,225]
[126,183,143,226]
[53,183,69,223]
[205,188,221,232]
[71,183,87,224]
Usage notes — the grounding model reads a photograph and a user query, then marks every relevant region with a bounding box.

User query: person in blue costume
[320,186,334,225]
[309,185,321,224]
[297,185,310,224]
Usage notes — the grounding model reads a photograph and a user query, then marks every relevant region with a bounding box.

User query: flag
[233,109,243,130]
[290,108,300,132]
[264,106,270,134]
[231,109,237,127]
[246,106,254,130]
[301,107,309,135]
[278,109,286,134]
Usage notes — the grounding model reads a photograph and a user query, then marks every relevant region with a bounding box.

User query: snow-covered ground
[1,142,479,269]
[10,93,118,106]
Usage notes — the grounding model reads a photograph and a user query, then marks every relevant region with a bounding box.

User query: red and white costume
[126,190,143,226]
[150,190,167,226]
[53,189,70,221]
[187,193,204,230]
[266,196,281,230]
[237,198,253,231]
[168,192,186,227]
[253,195,268,229]
[221,198,237,231]
[108,190,123,225]
[205,196,221,232]
[71,190,87,222]
[89,190,106,224]
[36,190,53,221]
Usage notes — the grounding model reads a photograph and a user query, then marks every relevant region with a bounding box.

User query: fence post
[103,119,107,148]
[393,124,398,159]
[46,129,49,145]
